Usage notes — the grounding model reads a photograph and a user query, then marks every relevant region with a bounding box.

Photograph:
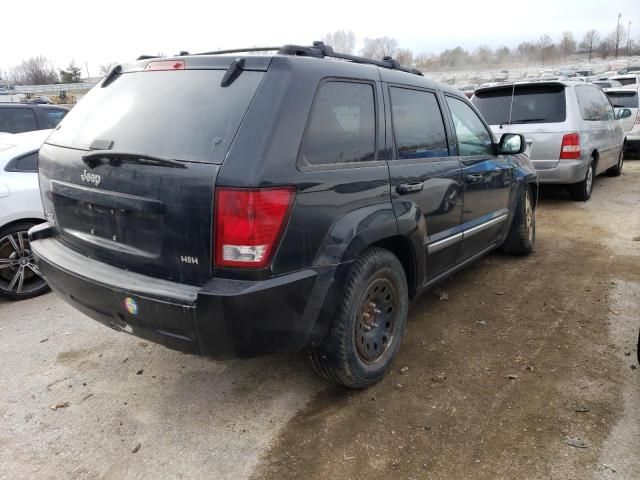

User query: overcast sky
[2,0,639,76]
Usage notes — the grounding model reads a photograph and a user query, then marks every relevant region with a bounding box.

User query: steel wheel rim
[524,190,534,242]
[0,231,44,295]
[355,276,399,364]
[586,165,593,194]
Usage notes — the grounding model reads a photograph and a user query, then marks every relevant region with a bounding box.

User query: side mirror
[615,108,632,120]
[497,133,526,155]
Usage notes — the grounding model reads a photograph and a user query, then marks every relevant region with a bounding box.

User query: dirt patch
[252,165,640,480]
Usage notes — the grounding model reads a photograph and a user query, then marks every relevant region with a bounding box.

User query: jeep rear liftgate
[38,67,266,285]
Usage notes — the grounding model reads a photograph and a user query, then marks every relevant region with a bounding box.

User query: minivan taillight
[214,187,296,268]
[560,133,581,160]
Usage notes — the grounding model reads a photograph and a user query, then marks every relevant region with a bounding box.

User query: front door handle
[396,182,424,195]
[466,174,483,183]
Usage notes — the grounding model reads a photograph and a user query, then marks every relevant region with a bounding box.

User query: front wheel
[309,247,408,389]
[0,222,49,300]
[570,161,595,201]
[501,185,535,255]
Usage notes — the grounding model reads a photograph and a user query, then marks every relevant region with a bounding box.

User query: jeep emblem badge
[81,169,101,186]
[124,297,138,315]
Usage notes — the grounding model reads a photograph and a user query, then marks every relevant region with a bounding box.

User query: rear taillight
[560,133,581,160]
[144,60,185,71]
[214,187,296,268]
[635,111,640,125]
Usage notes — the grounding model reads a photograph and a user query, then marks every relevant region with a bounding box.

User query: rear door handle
[396,182,424,195]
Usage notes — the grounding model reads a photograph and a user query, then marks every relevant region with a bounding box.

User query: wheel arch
[0,217,46,235]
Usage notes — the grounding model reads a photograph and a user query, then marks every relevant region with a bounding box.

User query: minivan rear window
[46,69,264,164]
[605,91,639,108]
[617,78,638,86]
[472,84,566,125]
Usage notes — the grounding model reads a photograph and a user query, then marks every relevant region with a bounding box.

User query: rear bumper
[533,160,588,184]
[29,225,338,359]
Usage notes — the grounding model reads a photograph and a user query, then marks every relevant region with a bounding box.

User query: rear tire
[501,185,535,255]
[0,222,49,301]
[606,146,624,177]
[570,161,595,201]
[309,247,408,389]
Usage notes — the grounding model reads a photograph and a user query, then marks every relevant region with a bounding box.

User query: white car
[0,129,50,300]
[605,87,640,159]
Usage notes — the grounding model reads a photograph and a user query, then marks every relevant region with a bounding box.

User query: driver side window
[446,96,494,156]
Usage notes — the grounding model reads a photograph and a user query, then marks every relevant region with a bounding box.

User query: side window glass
[576,85,609,121]
[389,87,449,159]
[45,110,67,128]
[446,97,494,156]
[298,81,376,166]
[598,91,615,120]
[0,109,37,134]
[11,152,38,172]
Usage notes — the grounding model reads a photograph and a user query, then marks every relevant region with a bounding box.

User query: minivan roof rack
[191,42,423,76]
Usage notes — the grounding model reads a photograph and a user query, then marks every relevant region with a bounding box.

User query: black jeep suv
[30,43,537,388]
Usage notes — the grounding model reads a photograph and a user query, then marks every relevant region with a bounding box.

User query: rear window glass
[46,70,264,163]
[472,84,566,125]
[0,108,38,134]
[617,78,637,86]
[298,81,376,166]
[605,91,638,108]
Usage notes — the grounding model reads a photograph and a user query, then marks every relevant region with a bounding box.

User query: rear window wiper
[81,151,187,169]
[509,118,549,124]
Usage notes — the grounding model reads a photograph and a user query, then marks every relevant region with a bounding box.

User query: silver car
[472,81,626,201]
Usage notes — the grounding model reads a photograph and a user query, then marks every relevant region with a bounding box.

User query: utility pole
[627,21,632,57]
[615,13,621,59]
[85,62,90,79]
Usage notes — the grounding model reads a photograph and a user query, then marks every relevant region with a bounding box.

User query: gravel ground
[1,162,639,480]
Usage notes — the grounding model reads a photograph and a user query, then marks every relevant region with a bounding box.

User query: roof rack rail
[194,46,281,56]
[278,41,423,76]
[154,42,423,76]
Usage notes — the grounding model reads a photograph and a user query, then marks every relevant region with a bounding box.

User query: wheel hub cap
[0,231,44,295]
[356,277,398,364]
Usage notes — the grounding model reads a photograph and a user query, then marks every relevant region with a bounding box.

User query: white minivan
[605,87,640,158]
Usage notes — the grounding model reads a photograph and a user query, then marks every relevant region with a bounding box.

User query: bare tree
[474,45,493,65]
[538,34,554,65]
[560,31,576,61]
[321,30,356,54]
[610,24,627,59]
[99,62,118,76]
[10,56,58,85]
[494,46,511,64]
[394,48,413,66]
[438,47,471,69]
[579,30,600,61]
[361,37,398,59]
